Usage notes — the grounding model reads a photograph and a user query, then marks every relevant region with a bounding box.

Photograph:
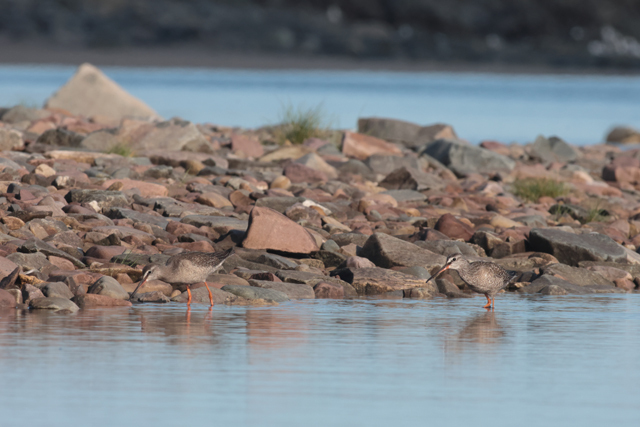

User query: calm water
[1,294,639,427]
[1,65,640,144]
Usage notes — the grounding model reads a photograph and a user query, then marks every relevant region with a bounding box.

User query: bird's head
[129,264,161,301]
[427,255,469,284]
[141,264,161,283]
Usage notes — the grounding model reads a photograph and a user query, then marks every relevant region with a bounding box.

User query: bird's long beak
[426,264,451,284]
[129,275,148,301]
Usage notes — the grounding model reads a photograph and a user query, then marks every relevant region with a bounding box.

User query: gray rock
[65,189,129,210]
[330,233,369,247]
[320,240,339,253]
[7,252,51,271]
[360,233,445,271]
[221,284,289,303]
[255,196,305,213]
[220,254,278,274]
[364,154,421,175]
[88,276,130,300]
[518,275,622,295]
[133,291,171,303]
[330,159,376,181]
[529,135,579,163]
[42,282,74,299]
[332,267,428,295]
[421,139,515,177]
[436,278,472,298]
[379,167,444,191]
[103,207,170,230]
[541,263,615,287]
[403,285,439,299]
[396,266,432,280]
[249,279,315,299]
[254,253,298,270]
[18,238,85,268]
[358,118,457,150]
[415,240,479,257]
[29,297,79,312]
[512,215,547,228]
[171,287,237,304]
[276,270,357,296]
[180,215,248,234]
[529,228,626,266]
[381,189,427,203]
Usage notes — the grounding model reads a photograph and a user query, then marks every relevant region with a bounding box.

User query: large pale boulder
[45,63,160,120]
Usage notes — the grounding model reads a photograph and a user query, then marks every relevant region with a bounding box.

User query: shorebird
[130,248,234,305]
[427,254,516,309]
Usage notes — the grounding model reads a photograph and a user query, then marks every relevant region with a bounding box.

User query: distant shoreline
[2,42,640,76]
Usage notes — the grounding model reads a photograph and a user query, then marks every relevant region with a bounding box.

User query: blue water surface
[1,295,639,427]
[1,65,640,144]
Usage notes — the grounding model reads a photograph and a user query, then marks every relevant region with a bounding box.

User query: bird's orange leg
[187,284,192,305]
[483,294,492,309]
[491,297,495,310]
[203,282,214,306]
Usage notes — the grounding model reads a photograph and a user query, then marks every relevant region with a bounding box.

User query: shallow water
[2,65,640,144]
[1,294,639,427]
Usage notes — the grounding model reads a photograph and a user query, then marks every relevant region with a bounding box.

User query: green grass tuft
[106,143,134,157]
[275,103,330,145]
[513,178,568,202]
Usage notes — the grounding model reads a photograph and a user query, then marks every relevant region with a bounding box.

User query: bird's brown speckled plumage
[130,248,234,304]
[428,254,516,309]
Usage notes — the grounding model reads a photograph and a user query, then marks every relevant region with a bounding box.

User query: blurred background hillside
[1,0,640,70]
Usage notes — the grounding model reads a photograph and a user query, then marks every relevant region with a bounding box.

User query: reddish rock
[0,289,16,307]
[196,192,233,208]
[85,245,127,260]
[0,257,19,277]
[229,190,253,209]
[48,256,75,271]
[480,140,511,156]
[242,206,319,254]
[101,179,168,197]
[284,162,328,184]
[341,131,403,160]
[435,214,475,241]
[313,282,344,299]
[231,134,264,158]
[77,294,133,307]
[614,278,636,291]
[345,256,376,269]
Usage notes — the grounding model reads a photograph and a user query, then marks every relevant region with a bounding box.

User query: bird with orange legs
[427,254,516,309]
[130,248,234,305]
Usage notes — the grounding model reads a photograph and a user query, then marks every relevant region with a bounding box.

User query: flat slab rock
[529,228,627,266]
[276,270,357,297]
[249,279,315,299]
[333,267,427,295]
[29,297,80,312]
[540,263,615,287]
[360,232,445,271]
[518,275,624,295]
[221,284,289,303]
[171,287,238,305]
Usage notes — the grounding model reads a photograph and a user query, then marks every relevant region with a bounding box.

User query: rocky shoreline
[1,63,640,313]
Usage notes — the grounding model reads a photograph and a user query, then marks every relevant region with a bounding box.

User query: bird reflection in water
[444,311,506,358]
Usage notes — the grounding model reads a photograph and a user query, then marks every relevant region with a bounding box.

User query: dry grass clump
[513,178,568,202]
